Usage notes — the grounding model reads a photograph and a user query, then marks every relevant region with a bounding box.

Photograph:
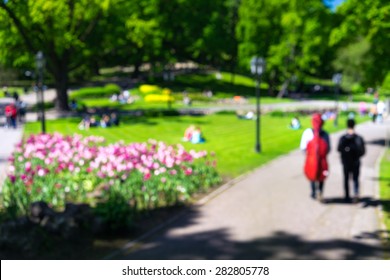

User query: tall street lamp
[332,73,342,127]
[36,51,46,134]
[250,57,266,153]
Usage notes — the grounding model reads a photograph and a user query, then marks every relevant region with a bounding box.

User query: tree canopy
[0,0,389,110]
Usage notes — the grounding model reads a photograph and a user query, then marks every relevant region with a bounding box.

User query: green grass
[73,71,381,112]
[72,71,293,110]
[0,87,25,98]
[24,112,368,179]
[379,148,390,244]
[308,92,376,103]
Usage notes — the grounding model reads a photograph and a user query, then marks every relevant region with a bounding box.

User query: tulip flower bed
[2,133,221,226]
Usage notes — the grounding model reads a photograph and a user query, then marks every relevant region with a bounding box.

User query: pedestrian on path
[300,113,330,202]
[5,103,17,129]
[337,118,365,203]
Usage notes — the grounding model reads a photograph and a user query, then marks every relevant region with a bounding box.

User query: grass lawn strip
[379,148,390,246]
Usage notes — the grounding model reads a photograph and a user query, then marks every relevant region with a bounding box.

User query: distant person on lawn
[100,114,111,128]
[183,125,195,142]
[337,119,365,203]
[289,116,301,130]
[300,113,330,202]
[110,113,120,126]
[191,127,205,144]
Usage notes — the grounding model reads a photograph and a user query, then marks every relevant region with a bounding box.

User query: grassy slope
[72,72,294,110]
[24,113,367,179]
[72,71,380,111]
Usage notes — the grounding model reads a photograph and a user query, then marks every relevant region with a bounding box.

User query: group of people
[78,113,120,130]
[183,125,205,144]
[300,113,365,203]
[4,100,27,129]
[110,90,134,104]
[358,92,387,123]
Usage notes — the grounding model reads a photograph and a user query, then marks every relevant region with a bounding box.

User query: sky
[324,0,346,11]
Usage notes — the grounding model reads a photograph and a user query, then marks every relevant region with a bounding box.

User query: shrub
[70,84,121,99]
[380,72,390,96]
[351,83,364,94]
[139,84,161,94]
[144,94,175,103]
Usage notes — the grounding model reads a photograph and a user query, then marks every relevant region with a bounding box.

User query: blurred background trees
[0,0,389,110]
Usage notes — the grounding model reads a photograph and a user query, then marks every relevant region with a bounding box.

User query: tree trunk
[277,79,290,98]
[53,65,70,111]
[132,61,142,78]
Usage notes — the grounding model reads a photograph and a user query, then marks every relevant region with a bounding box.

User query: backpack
[339,135,365,162]
[304,130,329,182]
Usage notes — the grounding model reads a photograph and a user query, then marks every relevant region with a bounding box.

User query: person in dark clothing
[337,119,365,203]
[110,113,120,126]
[12,91,19,102]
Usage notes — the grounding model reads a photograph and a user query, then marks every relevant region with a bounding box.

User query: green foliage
[380,72,390,96]
[351,83,365,94]
[237,0,334,92]
[1,0,389,105]
[330,0,390,87]
[0,0,124,110]
[379,149,390,244]
[70,84,121,99]
[332,38,372,90]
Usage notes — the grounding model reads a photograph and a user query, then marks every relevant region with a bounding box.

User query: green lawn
[0,87,25,98]
[379,148,390,244]
[72,71,383,112]
[72,71,293,111]
[24,112,368,179]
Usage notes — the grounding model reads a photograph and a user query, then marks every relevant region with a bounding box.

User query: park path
[0,90,57,187]
[110,117,390,260]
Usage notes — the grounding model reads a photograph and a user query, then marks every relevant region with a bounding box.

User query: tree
[0,0,115,110]
[330,0,390,87]
[236,0,334,95]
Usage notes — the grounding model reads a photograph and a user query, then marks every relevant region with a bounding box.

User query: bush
[144,94,174,103]
[380,72,390,96]
[139,84,161,94]
[351,83,364,94]
[70,84,121,99]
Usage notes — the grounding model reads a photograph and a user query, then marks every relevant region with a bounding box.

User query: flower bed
[2,134,221,227]
[144,94,175,103]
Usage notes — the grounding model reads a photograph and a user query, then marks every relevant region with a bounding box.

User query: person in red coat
[5,103,18,129]
[300,113,331,202]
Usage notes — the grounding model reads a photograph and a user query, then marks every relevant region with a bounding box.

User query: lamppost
[36,51,46,134]
[250,57,266,153]
[332,73,342,127]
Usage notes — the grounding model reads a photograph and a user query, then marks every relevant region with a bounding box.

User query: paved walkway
[0,127,23,187]
[109,118,390,260]
[0,89,57,187]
